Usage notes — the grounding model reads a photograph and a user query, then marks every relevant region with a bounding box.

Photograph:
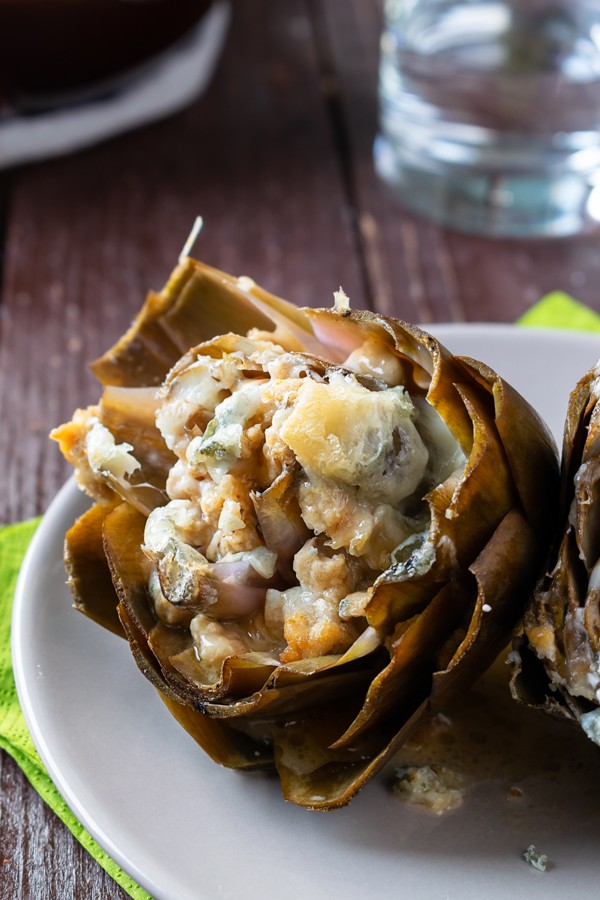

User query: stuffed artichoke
[511,360,600,745]
[52,256,559,809]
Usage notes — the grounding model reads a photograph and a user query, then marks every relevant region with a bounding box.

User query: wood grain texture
[0,753,124,900]
[2,0,600,897]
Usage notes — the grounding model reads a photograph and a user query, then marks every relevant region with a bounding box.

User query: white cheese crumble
[237,275,257,293]
[227,547,277,579]
[279,372,428,505]
[522,845,548,872]
[85,420,141,481]
[590,360,600,400]
[218,499,245,533]
[392,764,464,814]
[589,557,600,592]
[186,381,265,481]
[580,708,600,745]
[333,286,350,311]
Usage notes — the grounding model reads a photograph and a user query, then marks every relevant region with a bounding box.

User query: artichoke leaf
[91,258,318,387]
[330,580,472,750]
[306,308,437,392]
[251,465,310,581]
[165,644,279,702]
[99,385,175,491]
[434,382,516,561]
[364,380,517,633]
[202,669,373,721]
[573,451,600,571]
[160,693,273,769]
[275,698,429,810]
[433,507,539,712]
[65,499,125,637]
[584,587,600,654]
[161,637,381,706]
[460,357,559,543]
[510,357,600,738]
[118,604,189,704]
[120,610,274,770]
[103,502,156,635]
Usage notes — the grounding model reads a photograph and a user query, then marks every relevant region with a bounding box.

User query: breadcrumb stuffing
[72,333,462,677]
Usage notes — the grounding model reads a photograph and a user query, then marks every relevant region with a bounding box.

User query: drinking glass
[374,0,600,237]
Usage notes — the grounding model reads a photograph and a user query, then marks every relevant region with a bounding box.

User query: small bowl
[0,0,213,108]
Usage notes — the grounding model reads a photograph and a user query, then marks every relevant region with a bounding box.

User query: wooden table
[2,1,600,896]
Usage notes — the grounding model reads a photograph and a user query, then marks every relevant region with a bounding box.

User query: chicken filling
[129,334,465,679]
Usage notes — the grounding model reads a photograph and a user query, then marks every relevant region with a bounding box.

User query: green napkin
[518,290,600,332]
[2,290,599,900]
[0,519,151,900]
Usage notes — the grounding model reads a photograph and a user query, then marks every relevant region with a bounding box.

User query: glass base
[374,133,600,239]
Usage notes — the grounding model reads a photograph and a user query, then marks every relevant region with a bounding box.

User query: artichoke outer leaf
[165,644,279,702]
[120,608,273,769]
[584,587,600,655]
[509,632,574,719]
[425,356,480,455]
[275,699,429,810]
[518,528,580,688]
[99,385,175,492]
[431,507,538,713]
[438,381,516,561]
[562,370,597,496]
[117,603,185,704]
[574,454,600,571]
[365,380,516,634]
[159,694,274,770]
[460,356,560,542]
[91,259,309,387]
[92,290,186,387]
[103,502,156,635]
[103,504,204,706]
[330,581,472,750]
[65,499,125,637]
[197,650,379,709]
[201,669,374,721]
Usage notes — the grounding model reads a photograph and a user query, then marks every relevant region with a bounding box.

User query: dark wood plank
[0,753,124,900]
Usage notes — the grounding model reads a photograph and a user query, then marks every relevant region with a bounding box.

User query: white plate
[13,325,600,900]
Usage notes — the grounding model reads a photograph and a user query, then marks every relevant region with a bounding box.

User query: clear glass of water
[374,0,600,237]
